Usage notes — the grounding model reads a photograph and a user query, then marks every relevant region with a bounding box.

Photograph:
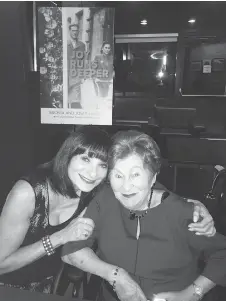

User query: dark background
[1,1,226,209]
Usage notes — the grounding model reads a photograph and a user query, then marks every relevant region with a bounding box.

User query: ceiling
[97,1,226,34]
[37,1,226,34]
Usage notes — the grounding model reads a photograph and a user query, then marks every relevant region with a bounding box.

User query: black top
[0,164,95,291]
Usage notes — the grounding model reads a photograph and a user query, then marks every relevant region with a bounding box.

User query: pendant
[136,217,141,240]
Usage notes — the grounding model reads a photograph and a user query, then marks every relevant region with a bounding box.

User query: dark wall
[0,2,35,207]
[0,2,73,208]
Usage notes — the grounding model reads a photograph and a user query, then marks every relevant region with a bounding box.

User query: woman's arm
[156,181,215,236]
[62,247,146,301]
[155,203,226,301]
[0,180,94,275]
[62,247,114,280]
[154,253,220,301]
[0,180,59,274]
[154,275,215,301]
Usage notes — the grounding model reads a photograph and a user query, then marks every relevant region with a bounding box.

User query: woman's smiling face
[109,154,155,211]
[68,152,108,193]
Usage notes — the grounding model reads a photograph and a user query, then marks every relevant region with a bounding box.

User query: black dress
[0,166,94,293]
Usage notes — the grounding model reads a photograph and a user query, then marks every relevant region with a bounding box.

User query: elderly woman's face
[109,154,155,211]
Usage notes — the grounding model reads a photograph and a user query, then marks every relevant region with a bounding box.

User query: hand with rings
[81,220,93,238]
[60,211,95,244]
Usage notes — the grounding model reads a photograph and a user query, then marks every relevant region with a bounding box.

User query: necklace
[129,187,154,240]
[129,187,154,220]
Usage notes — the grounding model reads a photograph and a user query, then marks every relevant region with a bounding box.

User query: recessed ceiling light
[140,19,147,25]
[188,18,196,24]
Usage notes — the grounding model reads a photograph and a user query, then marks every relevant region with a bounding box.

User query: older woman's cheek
[109,176,121,193]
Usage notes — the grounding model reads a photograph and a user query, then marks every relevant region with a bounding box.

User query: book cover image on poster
[37,6,114,125]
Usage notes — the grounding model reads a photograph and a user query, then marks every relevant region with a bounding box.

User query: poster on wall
[37,6,114,125]
[202,59,211,74]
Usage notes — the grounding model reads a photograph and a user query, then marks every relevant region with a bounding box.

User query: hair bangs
[71,143,108,163]
[87,144,108,162]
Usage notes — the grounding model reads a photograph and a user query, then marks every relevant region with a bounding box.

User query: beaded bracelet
[42,235,55,256]
[112,267,119,291]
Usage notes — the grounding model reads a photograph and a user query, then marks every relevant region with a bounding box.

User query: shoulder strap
[20,167,49,228]
[21,168,48,204]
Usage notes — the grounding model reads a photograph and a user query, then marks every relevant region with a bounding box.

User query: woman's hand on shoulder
[58,209,95,245]
[0,180,36,261]
[187,199,216,237]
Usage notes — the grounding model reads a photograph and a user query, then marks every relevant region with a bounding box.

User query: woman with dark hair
[62,130,226,301]
[0,126,110,293]
[93,42,114,98]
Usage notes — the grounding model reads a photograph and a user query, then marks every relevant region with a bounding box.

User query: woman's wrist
[111,266,120,290]
[184,285,202,301]
[105,265,121,284]
[48,230,65,248]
